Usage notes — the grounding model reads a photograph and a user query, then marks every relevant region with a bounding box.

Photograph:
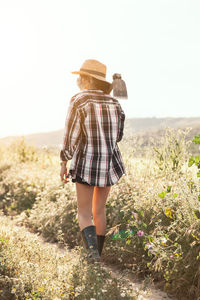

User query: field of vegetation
[0,127,200,300]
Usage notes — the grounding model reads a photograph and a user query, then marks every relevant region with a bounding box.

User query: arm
[117,104,125,143]
[60,99,81,161]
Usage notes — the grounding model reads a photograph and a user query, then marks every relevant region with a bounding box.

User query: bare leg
[76,183,94,231]
[92,186,111,235]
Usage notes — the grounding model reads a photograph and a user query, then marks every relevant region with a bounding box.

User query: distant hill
[0,117,200,148]
[124,117,200,133]
[0,129,64,149]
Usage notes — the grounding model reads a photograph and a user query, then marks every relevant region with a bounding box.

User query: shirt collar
[83,89,104,93]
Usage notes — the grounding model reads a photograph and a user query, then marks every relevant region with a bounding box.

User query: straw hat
[71,59,111,85]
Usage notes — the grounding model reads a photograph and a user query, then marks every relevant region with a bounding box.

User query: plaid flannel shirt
[60,89,125,186]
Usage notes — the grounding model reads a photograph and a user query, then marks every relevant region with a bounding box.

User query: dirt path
[6,215,175,300]
[99,262,173,300]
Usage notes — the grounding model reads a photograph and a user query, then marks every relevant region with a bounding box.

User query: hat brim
[71,71,111,86]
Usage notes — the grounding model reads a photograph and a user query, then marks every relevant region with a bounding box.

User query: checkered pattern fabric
[60,89,126,186]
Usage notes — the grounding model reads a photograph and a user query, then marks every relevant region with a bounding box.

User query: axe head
[112,73,128,99]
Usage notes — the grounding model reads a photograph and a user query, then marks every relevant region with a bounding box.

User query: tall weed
[1,131,200,299]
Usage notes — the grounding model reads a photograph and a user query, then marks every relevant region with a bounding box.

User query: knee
[93,208,105,219]
[77,210,92,220]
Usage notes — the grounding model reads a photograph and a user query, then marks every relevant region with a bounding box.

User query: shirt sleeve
[60,99,81,161]
[117,104,125,143]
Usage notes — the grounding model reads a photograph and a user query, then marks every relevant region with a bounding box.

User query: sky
[0,0,200,138]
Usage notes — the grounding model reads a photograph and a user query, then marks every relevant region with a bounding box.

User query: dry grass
[0,213,138,299]
[0,128,200,299]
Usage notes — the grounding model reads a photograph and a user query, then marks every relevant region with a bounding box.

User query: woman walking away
[60,59,126,263]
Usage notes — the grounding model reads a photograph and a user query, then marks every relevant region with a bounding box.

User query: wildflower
[165,208,173,219]
[161,237,167,245]
[161,237,167,243]
[131,211,137,218]
[11,288,16,294]
[146,242,153,249]
[137,230,144,237]
[192,233,200,241]
[121,292,126,297]
[170,255,173,259]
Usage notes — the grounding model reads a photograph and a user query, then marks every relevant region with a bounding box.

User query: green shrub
[7,137,39,163]
[188,134,200,201]
[152,127,192,178]
[1,129,200,299]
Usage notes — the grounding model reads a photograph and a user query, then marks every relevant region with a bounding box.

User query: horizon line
[0,115,200,139]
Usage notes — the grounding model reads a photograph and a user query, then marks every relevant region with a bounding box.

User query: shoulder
[70,91,86,105]
[70,90,123,110]
[69,90,95,109]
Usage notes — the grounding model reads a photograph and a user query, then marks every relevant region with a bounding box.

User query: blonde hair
[80,75,112,94]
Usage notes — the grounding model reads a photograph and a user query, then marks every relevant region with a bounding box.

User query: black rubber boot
[97,235,105,257]
[81,225,100,263]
